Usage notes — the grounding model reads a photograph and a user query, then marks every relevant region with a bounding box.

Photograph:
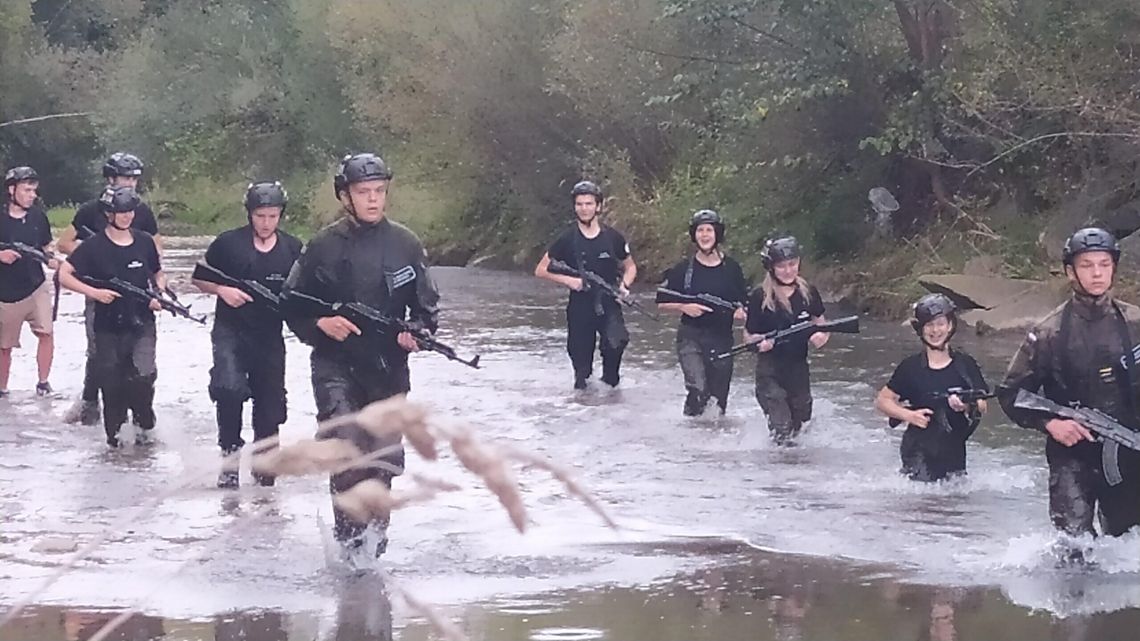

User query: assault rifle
[547,258,660,322]
[0,241,50,265]
[1012,389,1140,452]
[714,315,860,360]
[79,276,206,325]
[888,387,994,428]
[282,290,481,369]
[191,261,281,312]
[655,287,742,315]
[1013,389,1140,486]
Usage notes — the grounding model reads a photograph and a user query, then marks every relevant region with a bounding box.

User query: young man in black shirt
[59,152,162,425]
[744,236,830,445]
[656,210,748,416]
[876,294,989,482]
[192,182,302,488]
[535,180,638,389]
[58,187,166,447]
[0,167,56,397]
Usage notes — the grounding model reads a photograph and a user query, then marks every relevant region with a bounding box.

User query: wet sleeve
[203,236,228,274]
[745,289,764,334]
[997,329,1051,433]
[613,230,630,260]
[408,240,441,333]
[655,263,682,303]
[280,242,325,345]
[547,232,570,264]
[808,285,826,317]
[885,360,913,400]
[68,241,95,277]
[147,236,162,273]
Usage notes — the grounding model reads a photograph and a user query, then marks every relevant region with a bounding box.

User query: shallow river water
[3,240,1140,640]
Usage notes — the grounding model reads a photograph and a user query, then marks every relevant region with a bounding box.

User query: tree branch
[0,112,92,129]
[726,16,812,55]
[965,131,1140,176]
[621,42,754,66]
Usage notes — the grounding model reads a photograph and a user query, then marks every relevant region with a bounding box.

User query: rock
[1118,233,1140,281]
[918,274,1042,310]
[1040,164,1140,261]
[957,280,1069,333]
[919,274,1068,333]
[32,536,79,554]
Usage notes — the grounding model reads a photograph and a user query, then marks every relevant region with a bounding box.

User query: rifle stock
[655,287,741,314]
[547,258,661,322]
[80,276,206,325]
[191,261,281,311]
[282,290,481,369]
[0,241,50,265]
[887,387,994,428]
[1012,389,1140,452]
[715,315,860,360]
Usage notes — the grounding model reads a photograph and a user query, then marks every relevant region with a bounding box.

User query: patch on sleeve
[1026,331,1037,343]
[624,243,631,254]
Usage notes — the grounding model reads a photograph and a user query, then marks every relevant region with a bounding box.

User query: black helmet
[761,235,801,270]
[99,186,141,214]
[912,293,956,331]
[689,209,725,243]
[1062,227,1120,265]
[244,181,288,213]
[102,152,144,179]
[4,166,38,187]
[334,153,393,198]
[570,180,603,203]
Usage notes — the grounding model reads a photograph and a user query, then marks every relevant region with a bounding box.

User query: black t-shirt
[886,351,989,435]
[745,284,826,361]
[203,226,303,335]
[68,230,162,332]
[72,199,159,239]
[547,225,630,306]
[0,204,52,302]
[657,255,748,332]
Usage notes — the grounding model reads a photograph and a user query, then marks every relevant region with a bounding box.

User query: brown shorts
[0,280,53,349]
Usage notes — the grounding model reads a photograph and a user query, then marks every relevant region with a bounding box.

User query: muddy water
[2,239,1140,640]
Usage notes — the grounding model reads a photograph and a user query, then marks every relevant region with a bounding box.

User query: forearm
[59,268,100,299]
[657,302,687,314]
[620,260,637,287]
[875,392,912,423]
[192,279,223,296]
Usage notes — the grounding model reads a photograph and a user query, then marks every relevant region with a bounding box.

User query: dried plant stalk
[251,438,363,478]
[502,446,619,530]
[448,428,527,532]
[334,478,458,522]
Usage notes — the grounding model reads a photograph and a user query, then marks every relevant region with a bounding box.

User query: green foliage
[3,0,1140,298]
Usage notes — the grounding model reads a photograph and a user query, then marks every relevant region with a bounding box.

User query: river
[2,239,1140,640]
